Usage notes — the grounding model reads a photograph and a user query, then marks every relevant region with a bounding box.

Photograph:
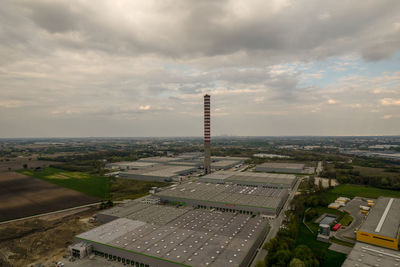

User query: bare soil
[0,172,98,222]
[0,207,100,267]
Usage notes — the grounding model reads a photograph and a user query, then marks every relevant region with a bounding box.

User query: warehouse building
[155,182,288,216]
[96,200,192,224]
[118,164,197,182]
[342,242,400,267]
[199,171,297,189]
[75,209,269,267]
[105,161,158,171]
[356,197,400,250]
[255,162,306,174]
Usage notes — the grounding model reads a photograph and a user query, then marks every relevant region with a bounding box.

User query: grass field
[324,184,400,202]
[297,223,347,267]
[110,178,169,200]
[353,166,400,177]
[339,213,353,226]
[19,167,110,199]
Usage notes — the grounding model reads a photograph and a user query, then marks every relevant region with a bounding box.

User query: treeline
[261,185,329,267]
[322,164,400,191]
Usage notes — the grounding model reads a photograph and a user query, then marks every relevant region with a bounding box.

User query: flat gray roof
[106,161,158,169]
[342,242,400,267]
[155,182,288,210]
[120,164,197,178]
[77,210,268,267]
[358,197,400,239]
[138,157,182,163]
[98,201,192,226]
[257,162,305,170]
[200,171,296,186]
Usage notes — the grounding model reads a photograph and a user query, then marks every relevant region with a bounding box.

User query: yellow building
[356,197,400,250]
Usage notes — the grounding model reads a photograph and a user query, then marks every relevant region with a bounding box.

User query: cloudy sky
[1,0,400,137]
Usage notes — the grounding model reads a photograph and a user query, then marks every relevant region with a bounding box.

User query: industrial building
[107,155,247,182]
[96,200,192,224]
[118,164,197,182]
[75,207,269,267]
[356,197,400,250]
[255,162,306,174]
[199,171,297,189]
[155,182,288,216]
[105,161,158,171]
[342,242,400,267]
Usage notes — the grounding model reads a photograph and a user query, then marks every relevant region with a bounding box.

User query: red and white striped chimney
[204,94,211,174]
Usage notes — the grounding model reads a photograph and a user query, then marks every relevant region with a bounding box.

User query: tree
[289,258,306,267]
[294,245,319,267]
[254,260,265,267]
[267,249,292,267]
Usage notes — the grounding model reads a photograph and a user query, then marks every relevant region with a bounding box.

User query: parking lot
[335,197,369,242]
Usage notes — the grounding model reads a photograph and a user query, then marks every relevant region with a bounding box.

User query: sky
[1,0,400,137]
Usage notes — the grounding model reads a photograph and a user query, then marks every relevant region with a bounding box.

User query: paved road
[316,161,323,175]
[0,202,101,225]
[249,177,302,266]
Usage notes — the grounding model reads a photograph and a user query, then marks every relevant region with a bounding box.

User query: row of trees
[322,167,400,190]
[263,214,320,267]
[260,182,331,267]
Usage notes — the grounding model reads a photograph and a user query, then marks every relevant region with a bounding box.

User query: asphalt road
[249,177,302,266]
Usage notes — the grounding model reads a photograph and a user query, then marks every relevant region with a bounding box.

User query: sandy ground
[0,207,101,267]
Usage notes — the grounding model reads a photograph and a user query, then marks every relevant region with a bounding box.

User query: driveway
[335,197,369,243]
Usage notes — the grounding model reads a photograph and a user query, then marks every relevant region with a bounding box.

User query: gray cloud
[1,0,400,137]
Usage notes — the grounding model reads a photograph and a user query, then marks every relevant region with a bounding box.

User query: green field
[19,167,110,199]
[297,223,347,267]
[339,213,353,226]
[110,178,169,200]
[353,166,399,178]
[324,184,400,202]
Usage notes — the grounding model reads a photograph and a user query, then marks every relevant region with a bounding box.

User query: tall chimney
[204,94,211,174]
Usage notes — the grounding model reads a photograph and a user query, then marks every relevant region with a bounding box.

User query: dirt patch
[48,172,91,180]
[0,208,100,267]
[0,172,98,222]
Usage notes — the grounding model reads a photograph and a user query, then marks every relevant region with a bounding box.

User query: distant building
[253,153,289,159]
[199,171,297,189]
[155,182,288,216]
[255,162,305,174]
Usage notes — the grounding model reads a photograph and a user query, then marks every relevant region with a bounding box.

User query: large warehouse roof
[121,164,197,178]
[358,197,400,239]
[200,171,296,187]
[77,210,268,267]
[106,161,158,170]
[155,182,287,210]
[342,242,400,267]
[256,162,305,170]
[98,201,192,225]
